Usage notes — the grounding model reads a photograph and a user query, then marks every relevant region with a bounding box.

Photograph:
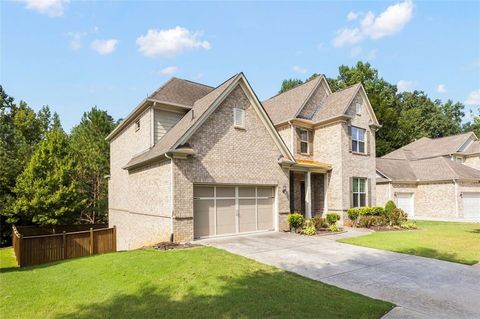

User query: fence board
[12,225,116,267]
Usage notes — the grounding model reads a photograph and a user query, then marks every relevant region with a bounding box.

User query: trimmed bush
[357,215,387,228]
[301,219,316,235]
[347,208,360,222]
[287,212,304,230]
[326,212,340,225]
[385,200,396,214]
[329,224,341,232]
[389,208,408,226]
[312,215,328,230]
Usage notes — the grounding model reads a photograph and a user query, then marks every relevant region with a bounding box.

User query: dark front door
[300,181,305,215]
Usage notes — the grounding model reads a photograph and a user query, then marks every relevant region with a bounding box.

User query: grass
[339,221,480,265]
[0,247,393,319]
[0,247,18,269]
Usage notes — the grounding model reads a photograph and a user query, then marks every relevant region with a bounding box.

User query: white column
[305,171,312,219]
[323,173,328,214]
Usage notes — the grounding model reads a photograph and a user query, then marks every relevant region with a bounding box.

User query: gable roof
[262,76,323,125]
[149,77,214,107]
[124,73,295,169]
[311,83,361,122]
[377,156,480,182]
[383,132,476,160]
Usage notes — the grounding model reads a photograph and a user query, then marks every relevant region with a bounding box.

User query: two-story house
[376,132,480,220]
[107,73,380,250]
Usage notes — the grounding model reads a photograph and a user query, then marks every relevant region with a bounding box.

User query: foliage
[400,221,418,230]
[329,224,342,232]
[9,129,85,225]
[389,208,408,226]
[347,208,360,222]
[301,219,316,236]
[312,215,328,229]
[339,221,479,265]
[325,212,340,225]
[0,247,394,318]
[357,215,387,228]
[279,78,304,93]
[384,200,396,214]
[287,212,304,230]
[70,107,116,224]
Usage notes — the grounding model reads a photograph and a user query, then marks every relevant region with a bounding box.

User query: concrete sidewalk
[200,232,480,319]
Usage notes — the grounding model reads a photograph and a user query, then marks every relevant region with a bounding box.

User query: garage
[193,185,274,238]
[396,193,414,217]
[463,193,480,219]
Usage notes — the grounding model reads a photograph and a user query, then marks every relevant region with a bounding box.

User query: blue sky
[2,0,479,131]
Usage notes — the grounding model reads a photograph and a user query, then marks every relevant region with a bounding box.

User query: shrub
[301,219,316,235]
[400,221,417,229]
[343,219,354,227]
[389,208,408,226]
[287,213,304,230]
[312,215,328,230]
[347,208,361,222]
[326,212,340,225]
[385,200,396,214]
[357,215,387,228]
[358,206,385,216]
[329,224,341,232]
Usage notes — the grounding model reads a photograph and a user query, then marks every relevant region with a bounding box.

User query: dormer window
[234,107,245,129]
[300,129,309,154]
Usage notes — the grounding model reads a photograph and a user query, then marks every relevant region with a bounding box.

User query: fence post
[89,228,94,255]
[113,226,117,251]
[62,231,66,259]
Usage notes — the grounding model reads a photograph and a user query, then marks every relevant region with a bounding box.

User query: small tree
[10,129,84,225]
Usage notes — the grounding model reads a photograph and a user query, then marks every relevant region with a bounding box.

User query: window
[233,108,245,128]
[355,102,362,115]
[299,129,309,154]
[134,119,140,132]
[352,178,367,207]
[454,156,464,163]
[351,127,366,153]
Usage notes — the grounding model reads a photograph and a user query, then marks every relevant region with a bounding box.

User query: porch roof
[292,159,332,172]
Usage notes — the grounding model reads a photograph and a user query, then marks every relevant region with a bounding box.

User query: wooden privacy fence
[12,224,116,267]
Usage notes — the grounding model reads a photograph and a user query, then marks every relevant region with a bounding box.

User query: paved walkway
[200,232,480,319]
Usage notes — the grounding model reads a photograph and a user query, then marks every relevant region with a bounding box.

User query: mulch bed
[153,242,200,251]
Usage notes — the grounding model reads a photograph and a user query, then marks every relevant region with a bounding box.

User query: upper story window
[234,107,245,129]
[299,129,309,154]
[351,126,365,153]
[134,119,140,132]
[355,102,362,115]
[352,177,367,207]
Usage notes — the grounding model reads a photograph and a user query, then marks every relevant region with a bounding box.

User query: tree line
[0,86,117,245]
[280,62,480,156]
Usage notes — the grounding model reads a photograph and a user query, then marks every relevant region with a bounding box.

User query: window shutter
[367,178,372,206]
[347,124,352,153]
[349,177,353,208]
[308,130,313,155]
[366,130,371,155]
[295,128,301,154]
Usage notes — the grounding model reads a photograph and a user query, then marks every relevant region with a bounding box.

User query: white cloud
[160,66,178,75]
[367,49,378,60]
[22,0,69,17]
[292,65,307,74]
[465,89,480,105]
[316,42,325,50]
[347,11,361,21]
[66,31,86,50]
[136,26,211,57]
[333,0,413,47]
[436,84,446,93]
[90,39,118,55]
[350,46,363,57]
[397,80,416,93]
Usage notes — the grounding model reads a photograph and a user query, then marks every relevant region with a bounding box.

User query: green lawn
[339,221,480,265]
[0,247,18,269]
[0,247,393,319]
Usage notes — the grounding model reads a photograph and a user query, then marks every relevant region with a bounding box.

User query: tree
[70,107,116,224]
[279,79,304,93]
[10,128,84,225]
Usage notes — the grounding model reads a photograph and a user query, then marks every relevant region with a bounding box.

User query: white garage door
[463,193,480,219]
[397,193,414,217]
[193,185,274,238]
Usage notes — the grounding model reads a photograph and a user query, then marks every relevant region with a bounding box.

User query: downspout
[165,153,174,242]
[454,179,459,218]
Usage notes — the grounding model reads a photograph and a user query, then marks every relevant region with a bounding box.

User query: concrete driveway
[200,232,480,319]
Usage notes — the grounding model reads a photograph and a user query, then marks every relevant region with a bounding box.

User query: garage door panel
[397,193,414,217]
[239,199,256,232]
[258,198,273,230]
[216,199,236,235]
[193,200,215,238]
[463,193,480,219]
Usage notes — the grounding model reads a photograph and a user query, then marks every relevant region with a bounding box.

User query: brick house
[376,132,480,220]
[107,73,380,250]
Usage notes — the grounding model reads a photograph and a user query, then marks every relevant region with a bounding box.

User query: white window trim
[233,107,245,129]
[355,102,362,115]
[352,177,367,207]
[352,126,366,154]
[299,129,309,154]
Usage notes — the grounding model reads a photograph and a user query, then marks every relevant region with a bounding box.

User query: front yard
[339,220,480,265]
[0,246,393,319]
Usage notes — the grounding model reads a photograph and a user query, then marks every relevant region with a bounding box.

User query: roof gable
[149,77,213,107]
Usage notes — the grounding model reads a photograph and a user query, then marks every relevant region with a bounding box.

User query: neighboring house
[376,132,480,220]
[107,73,380,250]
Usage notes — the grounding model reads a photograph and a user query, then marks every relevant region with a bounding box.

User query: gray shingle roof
[125,74,240,169]
[311,84,361,122]
[149,77,214,107]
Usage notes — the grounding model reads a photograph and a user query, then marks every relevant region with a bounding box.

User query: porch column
[323,173,328,214]
[305,171,312,218]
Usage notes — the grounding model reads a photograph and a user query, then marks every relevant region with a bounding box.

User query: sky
[1,0,479,131]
